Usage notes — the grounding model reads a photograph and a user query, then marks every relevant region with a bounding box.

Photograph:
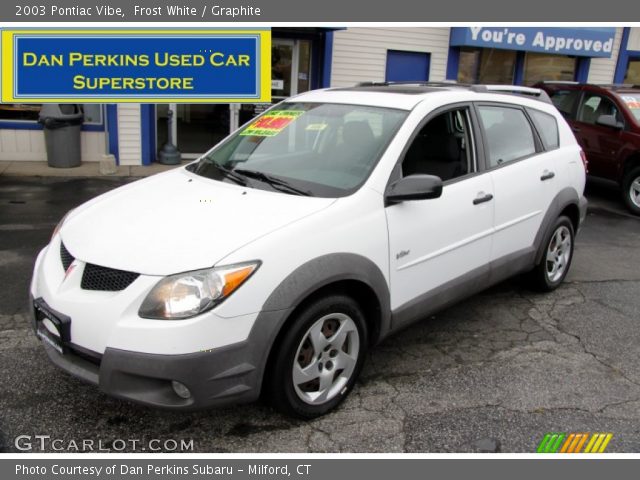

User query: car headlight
[138,261,260,320]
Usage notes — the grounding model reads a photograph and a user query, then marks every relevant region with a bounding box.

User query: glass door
[157,103,233,159]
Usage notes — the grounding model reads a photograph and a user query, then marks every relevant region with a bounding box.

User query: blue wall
[386,50,430,82]
[614,28,640,84]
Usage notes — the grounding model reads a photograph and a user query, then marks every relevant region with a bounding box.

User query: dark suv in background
[535,82,640,215]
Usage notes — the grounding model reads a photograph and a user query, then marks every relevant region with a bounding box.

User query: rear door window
[549,89,581,120]
[477,105,537,168]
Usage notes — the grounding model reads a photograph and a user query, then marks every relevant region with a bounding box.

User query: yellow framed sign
[1,28,271,103]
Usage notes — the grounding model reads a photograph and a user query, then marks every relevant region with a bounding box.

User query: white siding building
[1,27,637,168]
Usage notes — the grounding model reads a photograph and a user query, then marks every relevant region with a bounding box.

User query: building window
[523,52,577,85]
[0,104,103,125]
[624,59,640,84]
[0,104,41,121]
[458,48,516,84]
[82,105,103,124]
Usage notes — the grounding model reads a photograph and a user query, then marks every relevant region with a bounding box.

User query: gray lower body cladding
[33,193,587,410]
[35,305,292,410]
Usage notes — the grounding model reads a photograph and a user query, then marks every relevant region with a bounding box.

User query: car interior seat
[402,114,465,180]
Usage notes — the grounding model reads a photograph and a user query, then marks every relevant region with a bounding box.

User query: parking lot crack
[547,288,640,390]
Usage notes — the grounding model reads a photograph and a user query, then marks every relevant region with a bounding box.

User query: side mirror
[385,174,443,205]
[596,114,623,130]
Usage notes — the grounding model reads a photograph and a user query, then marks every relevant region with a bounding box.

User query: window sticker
[622,96,640,110]
[305,123,328,131]
[240,110,305,137]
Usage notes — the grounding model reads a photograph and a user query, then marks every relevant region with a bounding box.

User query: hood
[60,168,335,276]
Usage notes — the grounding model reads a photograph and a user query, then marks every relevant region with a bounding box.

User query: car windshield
[188,102,407,197]
[620,93,640,122]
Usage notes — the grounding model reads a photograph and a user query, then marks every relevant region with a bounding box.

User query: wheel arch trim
[249,253,391,394]
[533,187,582,266]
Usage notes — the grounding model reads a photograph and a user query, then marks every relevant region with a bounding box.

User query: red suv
[535,82,640,215]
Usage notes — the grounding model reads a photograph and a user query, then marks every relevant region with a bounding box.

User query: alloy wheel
[292,312,360,405]
[629,176,640,208]
[545,225,572,283]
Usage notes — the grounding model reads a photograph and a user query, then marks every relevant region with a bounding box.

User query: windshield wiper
[211,163,249,186]
[234,169,312,196]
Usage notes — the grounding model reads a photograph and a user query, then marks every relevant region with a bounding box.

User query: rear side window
[549,89,581,120]
[528,108,560,150]
[478,105,536,168]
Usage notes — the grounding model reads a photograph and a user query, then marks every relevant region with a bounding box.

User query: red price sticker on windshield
[622,96,640,109]
[241,110,304,137]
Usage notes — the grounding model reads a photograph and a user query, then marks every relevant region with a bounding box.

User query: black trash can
[38,104,83,168]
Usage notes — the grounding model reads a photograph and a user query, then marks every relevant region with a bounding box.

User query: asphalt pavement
[1,174,639,453]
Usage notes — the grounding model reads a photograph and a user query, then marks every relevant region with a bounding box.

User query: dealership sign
[450,27,616,58]
[0,29,271,103]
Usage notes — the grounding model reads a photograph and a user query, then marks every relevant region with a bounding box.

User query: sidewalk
[0,160,190,178]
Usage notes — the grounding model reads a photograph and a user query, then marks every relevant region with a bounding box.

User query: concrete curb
[0,161,188,178]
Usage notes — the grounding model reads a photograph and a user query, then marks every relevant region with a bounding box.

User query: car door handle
[540,170,555,181]
[571,127,581,133]
[473,193,494,205]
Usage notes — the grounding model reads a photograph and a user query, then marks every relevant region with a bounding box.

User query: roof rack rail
[595,83,640,90]
[353,81,554,103]
[471,85,552,104]
[356,80,466,88]
[539,81,640,90]
[539,80,579,85]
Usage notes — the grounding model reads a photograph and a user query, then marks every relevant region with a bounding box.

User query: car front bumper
[30,294,291,410]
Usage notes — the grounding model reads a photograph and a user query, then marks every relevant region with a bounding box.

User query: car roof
[290,82,553,111]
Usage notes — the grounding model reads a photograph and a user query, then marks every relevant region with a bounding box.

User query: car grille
[60,242,74,271]
[80,263,140,292]
[60,242,139,291]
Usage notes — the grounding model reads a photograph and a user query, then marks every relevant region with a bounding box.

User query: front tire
[622,166,640,215]
[267,294,368,419]
[529,216,575,292]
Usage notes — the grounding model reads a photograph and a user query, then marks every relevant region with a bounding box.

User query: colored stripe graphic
[584,433,598,453]
[598,433,613,453]
[560,433,587,453]
[538,433,612,453]
[537,433,566,453]
[584,433,613,453]
[560,433,575,453]
[573,433,589,453]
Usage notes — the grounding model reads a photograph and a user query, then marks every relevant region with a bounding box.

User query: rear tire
[266,294,368,419]
[528,216,575,292]
[622,166,640,216]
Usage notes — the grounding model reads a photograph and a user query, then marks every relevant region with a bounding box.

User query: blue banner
[450,27,616,58]
[2,29,271,103]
